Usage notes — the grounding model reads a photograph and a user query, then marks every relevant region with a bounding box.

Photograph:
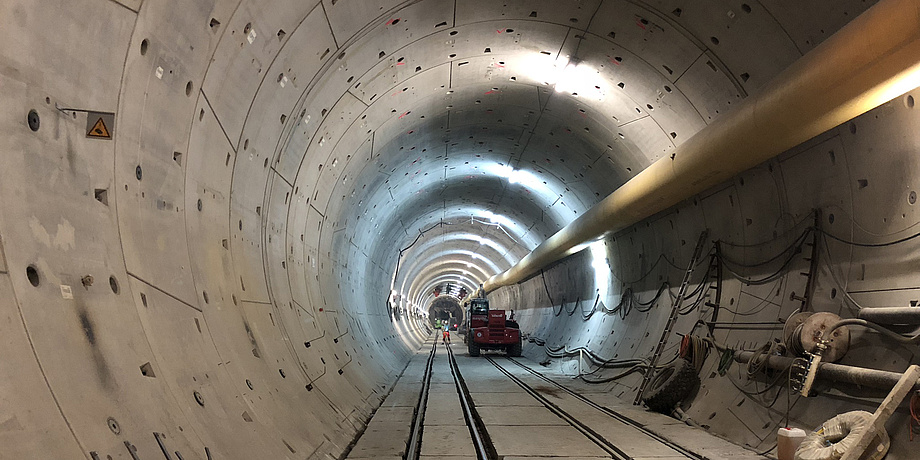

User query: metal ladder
[634,230,710,405]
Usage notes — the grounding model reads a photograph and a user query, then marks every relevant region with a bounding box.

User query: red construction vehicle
[464,297,522,357]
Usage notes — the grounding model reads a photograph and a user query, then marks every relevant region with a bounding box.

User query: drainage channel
[485,356,631,460]
[505,357,704,459]
[445,343,496,460]
[405,338,437,459]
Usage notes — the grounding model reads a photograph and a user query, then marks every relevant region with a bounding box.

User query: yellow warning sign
[87,117,110,138]
[85,111,115,140]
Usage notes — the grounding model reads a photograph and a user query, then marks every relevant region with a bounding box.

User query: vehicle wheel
[507,341,522,357]
[643,358,698,414]
[468,340,480,357]
[505,320,519,328]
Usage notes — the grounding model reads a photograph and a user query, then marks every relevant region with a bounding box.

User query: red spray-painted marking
[398,111,410,119]
[485,90,498,95]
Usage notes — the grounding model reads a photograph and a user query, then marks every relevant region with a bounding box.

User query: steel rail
[405,338,437,459]
[485,357,631,459]
[505,357,702,459]
[445,343,495,460]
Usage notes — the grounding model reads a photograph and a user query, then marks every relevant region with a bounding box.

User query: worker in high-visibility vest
[442,328,450,344]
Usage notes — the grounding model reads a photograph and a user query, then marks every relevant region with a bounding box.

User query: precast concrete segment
[484,0,920,291]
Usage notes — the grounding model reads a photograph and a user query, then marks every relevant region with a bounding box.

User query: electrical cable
[826,318,920,343]
[817,225,920,248]
[718,228,811,268]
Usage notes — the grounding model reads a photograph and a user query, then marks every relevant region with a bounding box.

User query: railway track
[486,356,703,460]
[485,356,633,459]
[405,339,437,459]
[406,338,495,460]
[445,343,495,460]
[504,356,704,459]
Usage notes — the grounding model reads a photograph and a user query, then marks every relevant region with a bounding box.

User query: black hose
[826,318,920,343]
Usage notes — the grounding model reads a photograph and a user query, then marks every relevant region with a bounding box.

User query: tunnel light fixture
[554,61,605,100]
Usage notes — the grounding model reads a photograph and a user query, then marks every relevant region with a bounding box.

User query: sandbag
[794,411,889,460]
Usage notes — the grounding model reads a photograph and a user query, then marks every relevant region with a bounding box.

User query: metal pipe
[733,351,919,391]
[483,0,920,292]
[857,307,920,325]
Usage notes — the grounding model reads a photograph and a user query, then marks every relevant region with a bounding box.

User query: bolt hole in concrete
[27,109,39,131]
[246,379,253,390]
[140,362,155,377]
[907,94,915,109]
[203,291,209,304]
[26,265,40,287]
[106,417,120,434]
[94,188,108,205]
[135,165,142,180]
[109,276,119,294]
[193,391,204,406]
[186,81,193,96]
[140,38,148,55]
[279,369,286,378]
[910,190,917,205]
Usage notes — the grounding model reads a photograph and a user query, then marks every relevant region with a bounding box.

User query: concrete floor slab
[422,405,466,425]
[469,391,542,406]
[346,457,402,460]
[477,406,567,426]
[641,421,767,459]
[366,406,414,424]
[503,457,609,460]
[346,427,408,457]
[381,388,421,407]
[420,425,476,457]
[487,425,609,457]
[428,383,458,395]
[420,457,475,460]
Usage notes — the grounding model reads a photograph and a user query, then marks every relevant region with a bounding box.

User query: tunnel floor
[346,333,767,459]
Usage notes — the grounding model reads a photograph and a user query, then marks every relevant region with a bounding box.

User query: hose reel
[784,312,850,362]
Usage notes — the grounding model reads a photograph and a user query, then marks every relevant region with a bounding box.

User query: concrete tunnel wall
[2,0,919,458]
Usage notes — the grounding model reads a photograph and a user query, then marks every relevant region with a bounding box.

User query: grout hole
[94,189,109,205]
[140,362,156,377]
[26,266,40,287]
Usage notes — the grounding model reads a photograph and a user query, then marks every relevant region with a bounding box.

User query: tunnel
[3,0,920,458]
[428,295,463,328]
